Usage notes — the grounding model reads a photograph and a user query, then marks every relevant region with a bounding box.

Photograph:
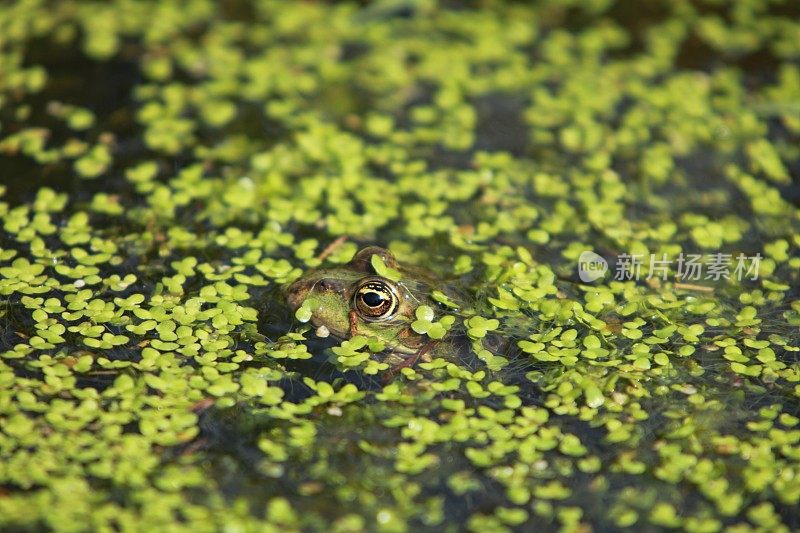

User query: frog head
[285,246,432,354]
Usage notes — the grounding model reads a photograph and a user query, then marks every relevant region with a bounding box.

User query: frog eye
[353,278,400,321]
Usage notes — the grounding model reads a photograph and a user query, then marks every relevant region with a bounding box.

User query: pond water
[1,1,799,531]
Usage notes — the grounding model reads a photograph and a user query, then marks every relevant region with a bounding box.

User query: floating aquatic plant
[0,0,799,531]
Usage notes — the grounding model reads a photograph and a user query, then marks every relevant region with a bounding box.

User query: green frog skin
[285,246,450,365]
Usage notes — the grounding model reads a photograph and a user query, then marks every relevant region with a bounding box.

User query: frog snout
[285,277,346,313]
[285,282,306,312]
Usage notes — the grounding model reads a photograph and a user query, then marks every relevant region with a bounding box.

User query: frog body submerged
[286,246,453,359]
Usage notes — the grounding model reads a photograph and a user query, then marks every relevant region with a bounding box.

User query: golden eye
[353,277,400,321]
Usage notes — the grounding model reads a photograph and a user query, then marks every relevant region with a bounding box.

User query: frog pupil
[362,291,384,307]
[353,278,399,321]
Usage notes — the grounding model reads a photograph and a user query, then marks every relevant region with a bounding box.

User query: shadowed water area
[1,0,799,531]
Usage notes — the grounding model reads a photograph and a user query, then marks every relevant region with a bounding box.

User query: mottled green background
[1,0,799,531]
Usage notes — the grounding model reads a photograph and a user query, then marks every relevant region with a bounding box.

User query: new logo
[578,251,608,282]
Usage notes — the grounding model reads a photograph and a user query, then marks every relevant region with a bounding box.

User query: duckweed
[1,0,799,531]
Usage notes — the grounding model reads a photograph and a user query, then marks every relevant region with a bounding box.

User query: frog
[285,246,457,369]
